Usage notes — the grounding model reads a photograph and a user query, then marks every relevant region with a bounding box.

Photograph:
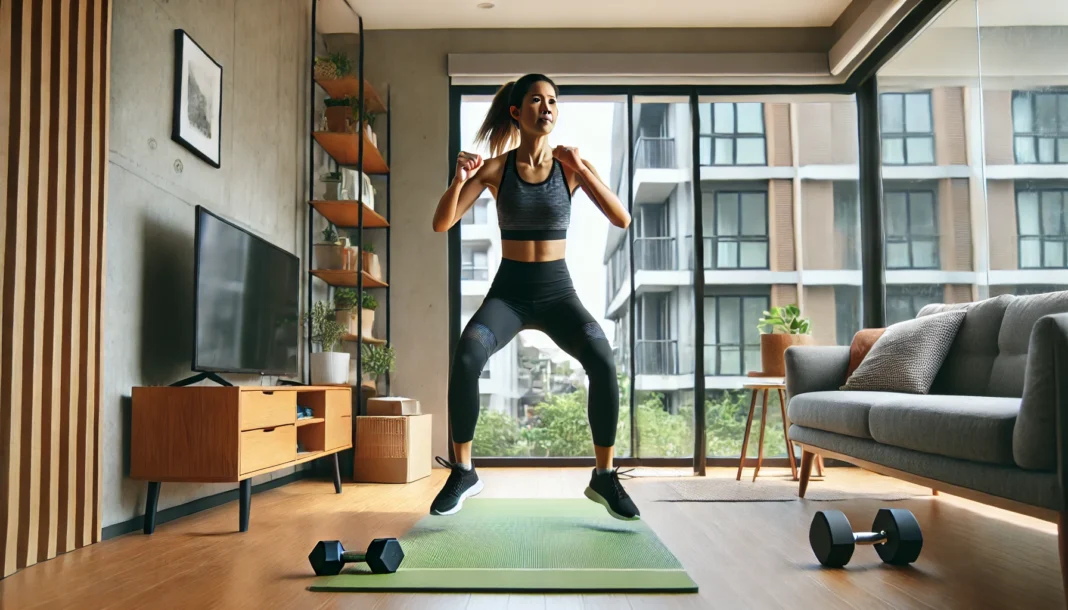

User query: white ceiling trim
[447,52,840,86]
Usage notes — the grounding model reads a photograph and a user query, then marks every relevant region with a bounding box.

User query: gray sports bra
[496,150,573,241]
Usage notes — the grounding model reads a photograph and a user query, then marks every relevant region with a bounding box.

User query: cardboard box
[353,414,432,483]
[366,396,421,416]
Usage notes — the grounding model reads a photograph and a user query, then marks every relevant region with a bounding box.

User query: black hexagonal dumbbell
[309,538,405,575]
[809,508,923,568]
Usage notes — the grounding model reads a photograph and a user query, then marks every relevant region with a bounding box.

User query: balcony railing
[634,236,678,270]
[634,136,676,169]
[461,265,489,281]
[635,339,679,375]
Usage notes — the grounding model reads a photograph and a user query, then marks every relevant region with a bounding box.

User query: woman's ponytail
[474,81,518,157]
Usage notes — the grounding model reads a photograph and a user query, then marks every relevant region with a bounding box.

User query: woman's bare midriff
[501,239,566,262]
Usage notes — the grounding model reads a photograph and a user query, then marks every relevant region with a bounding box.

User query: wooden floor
[0,468,1064,609]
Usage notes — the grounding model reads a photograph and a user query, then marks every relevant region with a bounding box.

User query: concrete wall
[357,28,826,462]
[103,0,309,526]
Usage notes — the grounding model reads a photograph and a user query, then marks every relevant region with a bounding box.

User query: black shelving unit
[306,0,391,406]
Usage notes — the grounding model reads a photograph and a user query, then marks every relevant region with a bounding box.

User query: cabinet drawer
[326,416,352,450]
[240,391,296,431]
[241,425,296,474]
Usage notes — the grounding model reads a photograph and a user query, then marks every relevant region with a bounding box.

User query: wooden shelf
[310,200,388,229]
[313,132,389,174]
[310,269,388,288]
[315,77,387,114]
[343,334,386,345]
[296,417,325,427]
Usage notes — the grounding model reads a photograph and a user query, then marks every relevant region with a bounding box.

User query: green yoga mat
[309,498,697,593]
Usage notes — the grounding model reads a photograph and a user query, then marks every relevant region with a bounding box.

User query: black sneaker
[584,468,640,521]
[430,457,484,516]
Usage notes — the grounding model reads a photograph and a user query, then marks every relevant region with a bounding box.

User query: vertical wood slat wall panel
[1,0,109,578]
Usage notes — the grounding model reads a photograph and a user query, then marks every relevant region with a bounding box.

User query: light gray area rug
[659,475,929,502]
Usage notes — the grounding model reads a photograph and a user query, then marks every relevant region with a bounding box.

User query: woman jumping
[430,74,639,520]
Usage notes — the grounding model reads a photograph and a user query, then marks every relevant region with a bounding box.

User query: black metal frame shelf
[307,1,392,403]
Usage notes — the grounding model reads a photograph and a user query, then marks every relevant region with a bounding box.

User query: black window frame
[706,188,770,270]
[1015,185,1068,269]
[1011,90,1068,165]
[879,91,935,166]
[884,187,940,270]
[444,0,954,469]
[699,102,768,166]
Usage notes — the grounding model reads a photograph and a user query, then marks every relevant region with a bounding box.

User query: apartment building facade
[604,87,1068,408]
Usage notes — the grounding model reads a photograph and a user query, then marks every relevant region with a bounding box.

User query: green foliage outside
[472,374,789,459]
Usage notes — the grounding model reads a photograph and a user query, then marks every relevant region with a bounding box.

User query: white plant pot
[311,351,350,386]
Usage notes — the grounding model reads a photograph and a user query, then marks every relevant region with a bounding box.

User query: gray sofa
[784,290,1068,582]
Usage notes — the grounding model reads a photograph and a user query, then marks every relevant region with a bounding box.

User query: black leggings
[450,259,619,447]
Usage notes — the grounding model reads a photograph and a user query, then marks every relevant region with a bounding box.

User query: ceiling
[346,0,855,30]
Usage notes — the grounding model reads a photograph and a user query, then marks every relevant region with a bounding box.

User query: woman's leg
[448,297,524,460]
[539,295,619,456]
[432,298,523,516]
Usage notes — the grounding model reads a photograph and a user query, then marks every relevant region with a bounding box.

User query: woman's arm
[432,153,496,232]
[554,146,630,229]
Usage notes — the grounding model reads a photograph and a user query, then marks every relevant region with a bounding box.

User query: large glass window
[461,198,490,225]
[885,188,940,269]
[886,284,943,325]
[699,102,766,166]
[1013,91,1068,164]
[706,190,769,269]
[704,294,767,376]
[880,91,935,165]
[460,246,489,280]
[1016,187,1068,268]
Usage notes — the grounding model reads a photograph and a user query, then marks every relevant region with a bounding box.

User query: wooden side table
[736,376,798,481]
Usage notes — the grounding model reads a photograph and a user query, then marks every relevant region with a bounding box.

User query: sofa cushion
[988,291,1068,398]
[867,395,1021,466]
[846,328,885,377]
[1013,313,1068,471]
[917,295,1013,396]
[841,310,966,394]
[787,391,902,439]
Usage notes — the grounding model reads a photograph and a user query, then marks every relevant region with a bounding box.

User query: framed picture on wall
[172,29,222,168]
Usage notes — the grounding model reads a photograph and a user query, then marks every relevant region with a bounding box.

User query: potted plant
[358,291,378,339]
[320,171,342,200]
[359,343,396,394]
[354,108,378,145]
[304,301,349,385]
[324,97,353,133]
[313,52,351,81]
[361,242,382,279]
[333,287,360,336]
[757,304,815,377]
[314,224,345,270]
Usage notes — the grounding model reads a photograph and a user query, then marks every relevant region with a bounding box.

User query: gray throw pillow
[842,310,967,394]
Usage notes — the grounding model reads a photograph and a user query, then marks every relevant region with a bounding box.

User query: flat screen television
[193,205,300,377]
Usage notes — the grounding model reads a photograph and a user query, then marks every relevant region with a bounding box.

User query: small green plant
[324,97,353,108]
[321,170,342,182]
[361,343,396,378]
[352,107,378,128]
[328,52,352,77]
[333,288,359,311]
[320,224,339,244]
[361,291,378,311]
[303,301,346,352]
[758,304,811,335]
[361,242,375,253]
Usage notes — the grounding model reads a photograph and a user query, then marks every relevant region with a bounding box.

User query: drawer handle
[263,427,276,433]
[262,391,275,396]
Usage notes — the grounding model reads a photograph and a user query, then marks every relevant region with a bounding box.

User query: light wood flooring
[0,467,1063,609]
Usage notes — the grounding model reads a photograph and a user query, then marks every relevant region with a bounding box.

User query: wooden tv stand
[131,385,353,533]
